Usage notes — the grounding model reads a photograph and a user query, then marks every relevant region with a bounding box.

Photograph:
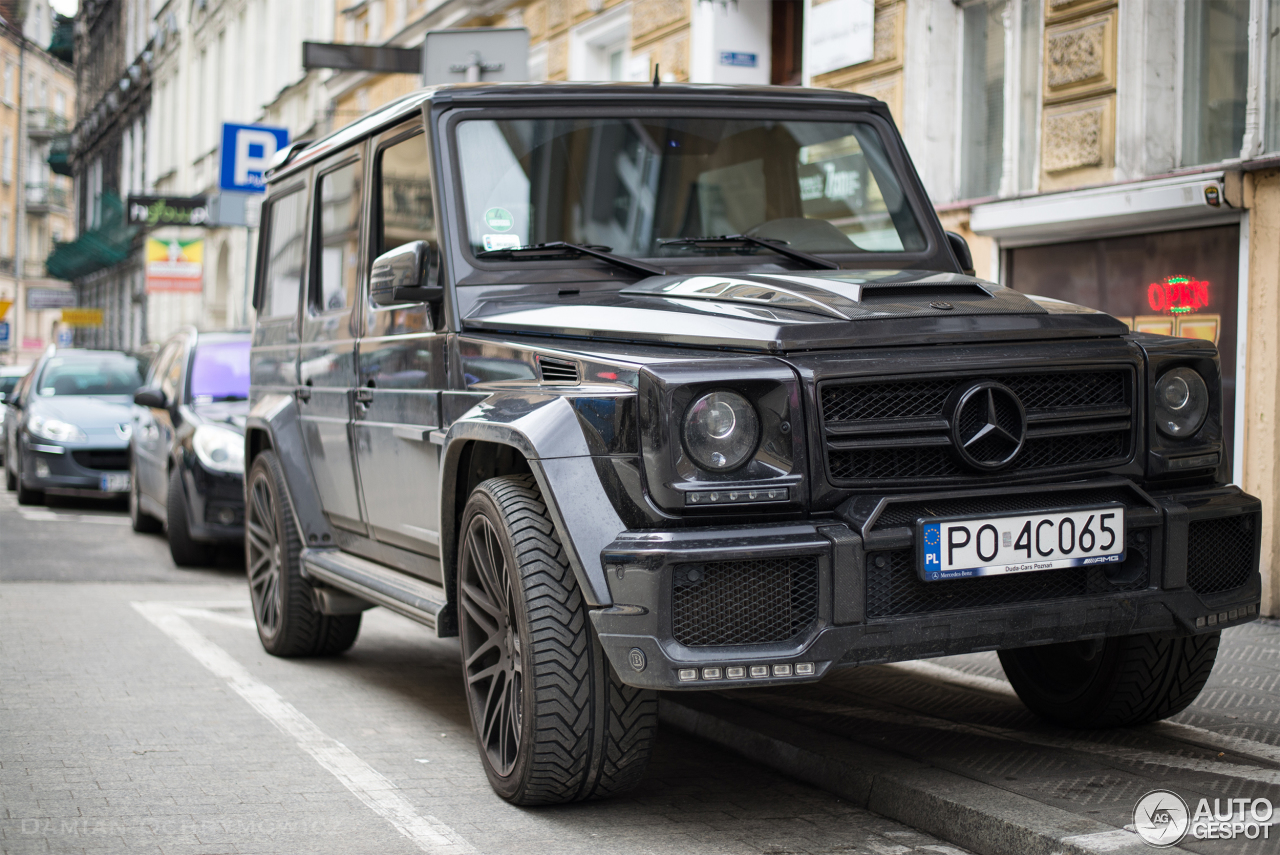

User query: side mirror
[370,240,443,307]
[133,386,167,408]
[946,231,976,277]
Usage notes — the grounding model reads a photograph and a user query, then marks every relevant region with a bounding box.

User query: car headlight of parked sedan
[192,424,245,474]
[27,414,87,442]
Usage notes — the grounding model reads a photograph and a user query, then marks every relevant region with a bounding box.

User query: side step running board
[302,548,449,632]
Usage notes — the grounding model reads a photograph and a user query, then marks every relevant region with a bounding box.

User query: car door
[352,121,447,579]
[134,339,180,506]
[297,148,367,534]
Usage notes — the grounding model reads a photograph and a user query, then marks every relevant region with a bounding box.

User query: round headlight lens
[682,390,759,471]
[1154,367,1209,438]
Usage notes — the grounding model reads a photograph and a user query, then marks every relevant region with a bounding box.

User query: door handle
[295,386,311,403]
[355,388,374,403]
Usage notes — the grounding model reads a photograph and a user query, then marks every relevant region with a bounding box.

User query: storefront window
[1183,0,1249,165]
[1007,225,1240,470]
[960,0,1007,200]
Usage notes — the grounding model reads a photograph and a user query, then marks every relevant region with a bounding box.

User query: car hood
[190,399,249,432]
[462,269,1126,351]
[30,395,134,443]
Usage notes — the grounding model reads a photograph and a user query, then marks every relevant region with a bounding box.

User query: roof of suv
[270,81,887,182]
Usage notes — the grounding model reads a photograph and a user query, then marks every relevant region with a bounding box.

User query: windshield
[0,374,22,399]
[37,357,143,397]
[456,116,926,263]
[190,340,250,401]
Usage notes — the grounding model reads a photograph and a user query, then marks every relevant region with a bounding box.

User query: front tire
[15,455,42,506]
[457,474,657,805]
[245,450,360,657]
[999,631,1220,728]
[166,468,216,566]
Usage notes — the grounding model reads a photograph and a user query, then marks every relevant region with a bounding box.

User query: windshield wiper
[658,235,841,270]
[476,241,666,278]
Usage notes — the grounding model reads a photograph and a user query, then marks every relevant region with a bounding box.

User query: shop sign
[1148,276,1210,314]
[145,238,204,294]
[21,337,42,349]
[807,0,874,78]
[61,308,104,327]
[127,195,210,227]
[27,288,76,309]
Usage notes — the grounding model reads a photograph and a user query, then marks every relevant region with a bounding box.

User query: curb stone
[659,693,1185,855]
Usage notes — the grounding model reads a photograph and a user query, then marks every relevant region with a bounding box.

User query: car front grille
[866,541,1150,619]
[72,449,129,471]
[1187,513,1258,596]
[671,556,820,647]
[820,368,1134,486]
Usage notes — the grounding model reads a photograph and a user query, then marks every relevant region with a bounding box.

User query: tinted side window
[314,160,362,313]
[378,133,434,255]
[261,188,306,319]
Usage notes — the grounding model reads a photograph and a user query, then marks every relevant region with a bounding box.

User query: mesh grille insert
[72,449,129,471]
[672,556,820,647]
[1187,514,1257,596]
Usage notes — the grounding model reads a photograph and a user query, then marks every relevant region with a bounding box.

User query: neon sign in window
[1148,276,1210,314]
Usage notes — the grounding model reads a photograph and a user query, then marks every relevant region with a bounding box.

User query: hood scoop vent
[858,282,993,303]
[537,355,580,385]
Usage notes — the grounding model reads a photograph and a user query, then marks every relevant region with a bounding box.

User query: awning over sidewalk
[45,193,138,280]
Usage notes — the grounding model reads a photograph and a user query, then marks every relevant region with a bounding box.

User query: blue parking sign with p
[219,123,290,193]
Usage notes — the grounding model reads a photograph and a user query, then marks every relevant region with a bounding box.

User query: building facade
[0,0,75,366]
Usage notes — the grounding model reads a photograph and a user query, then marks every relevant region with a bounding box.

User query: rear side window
[314,159,363,312]
[261,188,306,318]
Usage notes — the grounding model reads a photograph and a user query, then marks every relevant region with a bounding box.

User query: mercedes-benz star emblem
[948,381,1026,471]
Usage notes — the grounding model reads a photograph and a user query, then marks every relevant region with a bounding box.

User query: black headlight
[1154,367,1209,438]
[682,390,759,471]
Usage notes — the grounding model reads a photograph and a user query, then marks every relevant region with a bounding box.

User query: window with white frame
[2,134,12,184]
[3,63,12,105]
[1,213,10,258]
[959,0,1007,200]
[1183,0,1249,165]
[569,4,631,82]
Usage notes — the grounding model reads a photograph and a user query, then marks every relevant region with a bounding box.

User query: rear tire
[998,631,1220,728]
[457,474,657,805]
[245,450,360,657]
[166,468,216,566]
[130,462,162,533]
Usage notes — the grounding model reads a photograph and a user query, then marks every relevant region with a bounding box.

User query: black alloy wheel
[245,450,360,657]
[459,511,525,777]
[246,462,283,640]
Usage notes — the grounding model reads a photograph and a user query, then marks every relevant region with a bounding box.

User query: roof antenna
[652,64,660,87]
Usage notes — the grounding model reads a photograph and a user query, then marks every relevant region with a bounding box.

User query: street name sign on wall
[127,196,211,227]
[27,288,76,309]
[807,0,874,78]
[219,123,290,193]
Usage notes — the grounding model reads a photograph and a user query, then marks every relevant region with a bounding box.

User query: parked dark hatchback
[245,83,1262,806]
[4,348,143,504]
[131,328,250,566]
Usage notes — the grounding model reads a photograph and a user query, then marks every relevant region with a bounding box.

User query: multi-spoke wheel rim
[246,472,283,637]
[459,513,523,777]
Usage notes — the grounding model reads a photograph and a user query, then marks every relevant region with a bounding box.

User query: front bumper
[178,455,245,544]
[20,439,130,496]
[591,479,1262,691]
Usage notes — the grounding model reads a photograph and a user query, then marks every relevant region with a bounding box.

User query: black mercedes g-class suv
[245,82,1262,806]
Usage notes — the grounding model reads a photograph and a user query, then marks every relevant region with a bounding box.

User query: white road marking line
[174,606,258,631]
[892,659,1280,767]
[132,601,474,855]
[16,509,131,525]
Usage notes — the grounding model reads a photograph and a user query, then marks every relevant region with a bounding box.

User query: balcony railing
[26,182,68,210]
[27,108,69,136]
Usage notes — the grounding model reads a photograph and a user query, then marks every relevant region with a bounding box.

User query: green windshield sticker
[484,207,514,232]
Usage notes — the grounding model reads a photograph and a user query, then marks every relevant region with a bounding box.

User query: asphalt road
[0,489,973,855]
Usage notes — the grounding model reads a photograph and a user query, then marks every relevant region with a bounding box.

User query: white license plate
[918,505,1125,582]
[100,473,130,493]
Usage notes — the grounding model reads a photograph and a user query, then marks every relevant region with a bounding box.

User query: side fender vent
[537,355,580,385]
